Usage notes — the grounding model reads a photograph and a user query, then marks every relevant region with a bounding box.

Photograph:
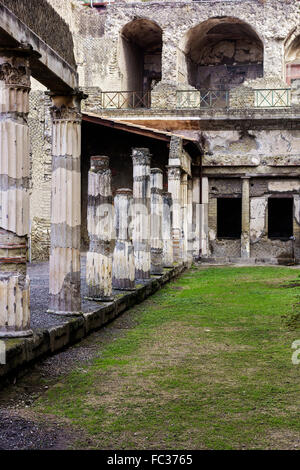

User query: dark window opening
[268,198,293,239]
[217,198,242,239]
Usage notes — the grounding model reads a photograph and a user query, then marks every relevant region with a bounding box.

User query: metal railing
[254,89,291,108]
[176,89,229,109]
[101,91,151,109]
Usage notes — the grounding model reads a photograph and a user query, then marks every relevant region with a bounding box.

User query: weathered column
[167,166,182,262]
[132,148,151,280]
[0,46,36,337]
[48,91,86,315]
[192,166,201,258]
[112,189,135,290]
[187,177,194,261]
[201,177,209,257]
[181,173,188,262]
[241,177,250,259]
[150,168,163,275]
[86,156,114,300]
[162,192,173,267]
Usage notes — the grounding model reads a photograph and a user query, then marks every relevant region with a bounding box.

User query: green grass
[35,266,300,449]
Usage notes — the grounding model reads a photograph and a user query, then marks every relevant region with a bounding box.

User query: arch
[180,17,264,90]
[284,28,300,85]
[119,18,163,94]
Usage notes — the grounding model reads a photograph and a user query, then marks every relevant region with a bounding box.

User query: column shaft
[132,148,151,280]
[167,166,182,262]
[112,189,135,290]
[86,156,114,300]
[187,177,193,261]
[150,168,163,274]
[0,47,34,337]
[48,92,85,314]
[162,192,173,267]
[192,168,201,258]
[181,173,188,262]
[241,177,250,259]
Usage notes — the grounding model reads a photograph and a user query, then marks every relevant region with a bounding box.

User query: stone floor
[28,254,101,330]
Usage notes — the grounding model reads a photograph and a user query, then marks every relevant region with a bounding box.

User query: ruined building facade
[24,0,300,265]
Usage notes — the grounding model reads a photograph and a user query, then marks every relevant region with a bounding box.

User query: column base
[47,310,82,316]
[0,329,33,338]
[84,297,114,303]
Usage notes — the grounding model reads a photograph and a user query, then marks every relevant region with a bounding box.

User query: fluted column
[150,168,163,275]
[112,189,135,290]
[162,192,173,267]
[86,156,114,300]
[0,46,37,337]
[167,166,182,262]
[192,166,201,258]
[132,148,151,280]
[181,173,188,262]
[241,177,250,259]
[48,91,86,315]
[187,177,193,261]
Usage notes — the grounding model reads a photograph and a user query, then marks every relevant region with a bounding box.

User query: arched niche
[119,18,162,93]
[182,17,263,90]
[285,31,300,85]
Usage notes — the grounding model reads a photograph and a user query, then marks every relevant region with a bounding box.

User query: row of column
[85,150,177,301]
[0,45,87,337]
[0,47,198,337]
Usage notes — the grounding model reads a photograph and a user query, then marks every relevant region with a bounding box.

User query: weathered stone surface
[132,148,151,280]
[0,49,33,337]
[112,188,135,290]
[86,156,114,300]
[150,168,163,275]
[49,93,84,315]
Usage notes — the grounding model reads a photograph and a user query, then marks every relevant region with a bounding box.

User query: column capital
[132,148,151,166]
[90,155,110,172]
[48,89,88,122]
[0,45,39,88]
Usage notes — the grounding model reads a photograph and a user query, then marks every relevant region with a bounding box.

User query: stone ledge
[0,263,188,384]
[200,257,298,266]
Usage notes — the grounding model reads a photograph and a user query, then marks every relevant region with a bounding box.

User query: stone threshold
[0,263,188,384]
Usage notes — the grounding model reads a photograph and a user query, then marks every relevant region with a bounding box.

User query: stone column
[132,148,151,280]
[48,91,86,315]
[112,189,135,290]
[241,177,250,259]
[187,177,194,261]
[86,156,114,300]
[201,177,209,257]
[167,166,182,262]
[162,192,173,267]
[192,166,201,258]
[150,168,163,275]
[0,46,37,337]
[181,173,188,262]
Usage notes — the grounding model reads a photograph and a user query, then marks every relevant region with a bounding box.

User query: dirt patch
[0,409,74,450]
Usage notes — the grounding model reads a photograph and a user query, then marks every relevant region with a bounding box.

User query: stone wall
[0,0,76,67]
[28,92,52,261]
[206,176,300,262]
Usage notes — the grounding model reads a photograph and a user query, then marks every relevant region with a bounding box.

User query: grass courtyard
[35,266,300,449]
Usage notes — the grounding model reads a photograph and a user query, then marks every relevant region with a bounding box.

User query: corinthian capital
[49,89,87,122]
[132,148,151,166]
